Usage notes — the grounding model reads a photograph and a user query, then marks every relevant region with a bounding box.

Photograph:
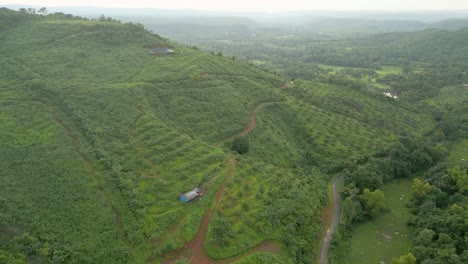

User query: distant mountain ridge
[2,4,468,33]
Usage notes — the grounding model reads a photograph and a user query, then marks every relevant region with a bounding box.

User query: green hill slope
[0,9,434,263]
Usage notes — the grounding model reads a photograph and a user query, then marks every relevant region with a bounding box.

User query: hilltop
[0,8,435,263]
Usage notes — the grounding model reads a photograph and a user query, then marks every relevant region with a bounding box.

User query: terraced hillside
[0,9,434,264]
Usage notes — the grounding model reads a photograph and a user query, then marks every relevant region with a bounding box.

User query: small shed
[179,188,202,203]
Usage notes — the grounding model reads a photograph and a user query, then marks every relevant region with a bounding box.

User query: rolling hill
[0,8,435,264]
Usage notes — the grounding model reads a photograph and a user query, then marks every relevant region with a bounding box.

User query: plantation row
[205,155,328,263]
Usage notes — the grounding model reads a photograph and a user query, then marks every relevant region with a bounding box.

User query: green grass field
[317,64,402,77]
[375,66,403,77]
[447,140,468,167]
[346,179,413,264]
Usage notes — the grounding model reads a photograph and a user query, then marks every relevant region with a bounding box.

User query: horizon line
[2,4,468,13]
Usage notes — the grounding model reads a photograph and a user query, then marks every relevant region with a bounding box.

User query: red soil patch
[158,157,235,264]
[320,204,333,225]
[155,157,282,264]
[216,99,289,146]
[151,96,292,263]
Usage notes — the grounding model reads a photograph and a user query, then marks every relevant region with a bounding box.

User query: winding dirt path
[319,176,344,264]
[155,95,293,263]
[216,98,290,146]
[154,156,235,264]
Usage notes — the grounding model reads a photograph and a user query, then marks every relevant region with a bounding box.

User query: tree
[410,179,432,205]
[359,188,386,217]
[448,166,467,193]
[391,253,416,264]
[342,196,363,224]
[38,7,48,15]
[413,229,435,247]
[231,137,249,154]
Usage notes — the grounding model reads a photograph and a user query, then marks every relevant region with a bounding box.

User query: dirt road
[319,176,344,264]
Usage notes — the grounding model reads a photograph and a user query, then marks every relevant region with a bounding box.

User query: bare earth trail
[157,156,233,264]
[216,97,291,146]
[319,176,344,264]
[155,96,292,263]
[156,157,282,264]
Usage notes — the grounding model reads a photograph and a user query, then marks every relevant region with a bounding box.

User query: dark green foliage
[344,137,444,191]
[209,216,234,247]
[359,189,386,217]
[339,137,446,228]
[0,7,35,29]
[231,137,250,154]
[406,166,467,264]
[432,99,468,140]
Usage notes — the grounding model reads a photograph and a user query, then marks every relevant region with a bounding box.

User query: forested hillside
[0,8,449,264]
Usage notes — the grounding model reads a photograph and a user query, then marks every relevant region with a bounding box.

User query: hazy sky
[2,0,468,11]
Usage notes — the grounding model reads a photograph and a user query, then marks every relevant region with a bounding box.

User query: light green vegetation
[204,78,434,261]
[316,63,350,73]
[447,140,468,167]
[205,158,325,260]
[282,81,433,164]
[318,64,402,77]
[426,85,468,108]
[346,179,413,264]
[232,252,284,264]
[375,66,403,77]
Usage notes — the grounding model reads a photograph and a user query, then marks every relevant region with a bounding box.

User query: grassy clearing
[317,64,402,77]
[447,139,468,167]
[375,66,402,77]
[346,179,413,264]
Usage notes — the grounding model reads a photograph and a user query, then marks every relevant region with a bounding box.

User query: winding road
[158,98,289,263]
[319,175,344,264]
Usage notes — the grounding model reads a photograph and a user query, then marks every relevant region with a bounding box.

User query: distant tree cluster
[432,99,468,140]
[231,136,249,154]
[340,137,446,225]
[399,165,467,264]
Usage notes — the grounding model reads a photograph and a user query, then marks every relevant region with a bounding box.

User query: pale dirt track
[319,176,344,264]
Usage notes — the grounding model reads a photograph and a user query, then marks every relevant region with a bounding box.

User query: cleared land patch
[346,179,413,264]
